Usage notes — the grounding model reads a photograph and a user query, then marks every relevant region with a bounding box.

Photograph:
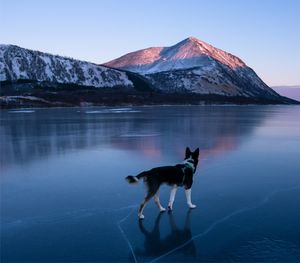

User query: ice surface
[1,106,300,262]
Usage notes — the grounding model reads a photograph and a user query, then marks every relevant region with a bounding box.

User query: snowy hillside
[105,37,245,74]
[105,37,280,99]
[0,44,133,88]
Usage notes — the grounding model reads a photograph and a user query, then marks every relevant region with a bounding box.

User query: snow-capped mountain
[0,41,295,108]
[0,44,133,88]
[105,37,246,73]
[105,37,280,98]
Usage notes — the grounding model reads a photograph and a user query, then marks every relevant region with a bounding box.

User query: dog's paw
[168,205,173,211]
[138,214,145,220]
[160,207,166,212]
[188,204,197,209]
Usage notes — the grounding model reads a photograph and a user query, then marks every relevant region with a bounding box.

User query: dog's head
[184,147,200,171]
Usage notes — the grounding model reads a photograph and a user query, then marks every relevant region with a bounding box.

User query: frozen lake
[1,105,300,262]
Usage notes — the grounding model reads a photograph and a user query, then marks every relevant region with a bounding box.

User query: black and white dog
[126,147,199,219]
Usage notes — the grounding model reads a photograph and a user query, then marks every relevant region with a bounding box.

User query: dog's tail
[125,175,139,184]
[125,171,147,184]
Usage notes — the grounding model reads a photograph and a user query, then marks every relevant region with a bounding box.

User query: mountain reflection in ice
[1,106,266,169]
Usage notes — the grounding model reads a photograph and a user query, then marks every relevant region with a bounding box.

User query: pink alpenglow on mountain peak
[105,36,246,74]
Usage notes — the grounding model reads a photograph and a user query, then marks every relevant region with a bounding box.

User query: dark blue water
[1,106,300,262]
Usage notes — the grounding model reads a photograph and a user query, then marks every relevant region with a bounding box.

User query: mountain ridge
[0,44,133,88]
[104,36,280,99]
[1,39,298,108]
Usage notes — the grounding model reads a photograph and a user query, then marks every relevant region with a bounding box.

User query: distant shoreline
[1,81,298,109]
[1,91,298,109]
[272,86,300,101]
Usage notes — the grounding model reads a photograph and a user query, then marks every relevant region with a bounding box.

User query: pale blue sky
[1,0,299,86]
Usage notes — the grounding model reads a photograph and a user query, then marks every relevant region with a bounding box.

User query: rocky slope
[105,37,281,100]
[0,44,133,89]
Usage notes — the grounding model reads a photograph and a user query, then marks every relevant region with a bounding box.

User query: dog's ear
[193,148,200,158]
[185,147,192,158]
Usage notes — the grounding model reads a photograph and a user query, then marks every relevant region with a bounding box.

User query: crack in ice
[117,205,139,263]
[148,185,300,263]
[4,204,140,228]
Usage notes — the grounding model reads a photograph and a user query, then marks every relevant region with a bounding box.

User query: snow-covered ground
[0,44,133,88]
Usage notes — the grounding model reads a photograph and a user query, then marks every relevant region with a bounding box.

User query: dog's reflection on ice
[135,210,196,259]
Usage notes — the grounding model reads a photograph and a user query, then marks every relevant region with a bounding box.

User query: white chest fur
[183,157,195,172]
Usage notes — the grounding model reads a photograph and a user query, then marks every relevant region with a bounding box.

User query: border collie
[126,147,199,219]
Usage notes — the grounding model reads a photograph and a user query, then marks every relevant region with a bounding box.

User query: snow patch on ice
[85,108,141,114]
[8,110,35,113]
[120,133,160,137]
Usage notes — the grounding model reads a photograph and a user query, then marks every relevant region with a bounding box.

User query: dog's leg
[138,196,151,220]
[154,190,166,212]
[185,188,196,209]
[168,185,177,211]
[138,186,158,219]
